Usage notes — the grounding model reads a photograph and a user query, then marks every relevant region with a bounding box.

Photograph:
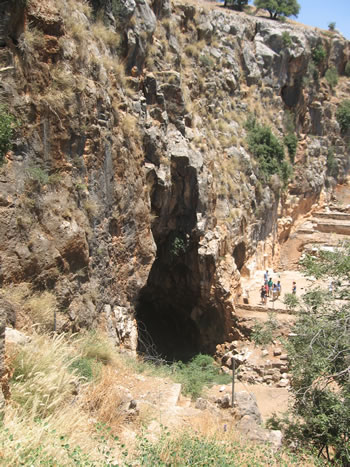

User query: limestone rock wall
[0,0,349,356]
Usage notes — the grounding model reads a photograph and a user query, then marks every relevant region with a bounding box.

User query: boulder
[5,327,30,345]
[234,391,262,425]
[236,415,283,449]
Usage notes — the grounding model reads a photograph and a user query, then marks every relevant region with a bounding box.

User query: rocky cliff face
[0,0,349,360]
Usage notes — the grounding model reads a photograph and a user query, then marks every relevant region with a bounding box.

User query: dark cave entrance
[135,155,228,362]
[136,238,202,362]
[233,242,246,271]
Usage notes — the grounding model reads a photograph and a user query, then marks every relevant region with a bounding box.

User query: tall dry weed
[10,333,81,417]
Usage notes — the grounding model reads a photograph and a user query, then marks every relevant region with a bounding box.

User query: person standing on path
[292,281,296,294]
[264,270,269,283]
[268,278,273,297]
[260,285,267,305]
[277,280,281,298]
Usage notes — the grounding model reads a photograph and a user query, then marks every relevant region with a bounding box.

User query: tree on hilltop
[254,0,300,19]
[224,0,248,11]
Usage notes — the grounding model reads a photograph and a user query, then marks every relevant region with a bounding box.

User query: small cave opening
[281,75,303,109]
[233,242,246,271]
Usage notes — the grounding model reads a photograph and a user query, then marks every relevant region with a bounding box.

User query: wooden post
[53,311,57,332]
[231,357,235,407]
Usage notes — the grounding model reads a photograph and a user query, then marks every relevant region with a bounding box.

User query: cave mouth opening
[233,242,246,271]
[136,289,201,363]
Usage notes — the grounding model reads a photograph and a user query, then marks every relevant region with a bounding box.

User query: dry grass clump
[92,21,120,49]
[0,332,126,464]
[25,291,57,331]
[1,284,57,331]
[76,330,117,366]
[120,114,139,139]
[83,366,128,431]
[18,27,45,55]
[10,333,80,417]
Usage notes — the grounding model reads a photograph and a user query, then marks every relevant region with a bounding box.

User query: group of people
[260,270,282,305]
[260,271,297,305]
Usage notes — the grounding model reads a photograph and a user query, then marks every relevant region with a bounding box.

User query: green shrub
[69,357,94,381]
[199,54,214,68]
[171,236,186,257]
[282,31,292,47]
[325,66,338,89]
[173,354,230,399]
[245,117,285,182]
[312,44,326,65]
[303,61,319,86]
[26,167,62,191]
[345,61,350,77]
[328,21,336,31]
[283,110,295,133]
[336,99,350,133]
[326,147,339,178]
[0,105,15,163]
[223,0,248,11]
[78,331,116,366]
[280,160,293,187]
[284,292,299,310]
[284,133,298,162]
[251,313,279,346]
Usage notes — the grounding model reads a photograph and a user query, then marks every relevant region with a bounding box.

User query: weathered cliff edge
[0,0,349,359]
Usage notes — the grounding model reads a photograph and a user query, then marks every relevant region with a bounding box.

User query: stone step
[313,219,350,235]
[158,382,182,409]
[236,304,294,314]
[313,211,350,221]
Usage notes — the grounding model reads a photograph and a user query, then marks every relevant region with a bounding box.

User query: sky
[296,0,350,39]
[248,0,350,39]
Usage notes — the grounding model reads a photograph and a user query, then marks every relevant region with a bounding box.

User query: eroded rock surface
[0,0,349,359]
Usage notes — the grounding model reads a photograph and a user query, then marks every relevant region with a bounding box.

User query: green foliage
[280,160,293,187]
[282,31,292,47]
[325,66,338,89]
[78,331,116,366]
[199,54,214,68]
[134,428,320,466]
[26,167,62,191]
[69,357,94,381]
[326,147,339,178]
[224,0,248,11]
[336,99,350,133]
[328,21,336,31]
[172,354,230,399]
[170,236,186,257]
[312,44,327,65]
[303,61,319,86]
[283,292,299,310]
[277,244,350,463]
[111,0,127,17]
[284,133,298,162]
[245,117,287,184]
[283,110,296,133]
[254,0,300,19]
[251,313,279,345]
[345,61,350,77]
[0,105,15,164]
